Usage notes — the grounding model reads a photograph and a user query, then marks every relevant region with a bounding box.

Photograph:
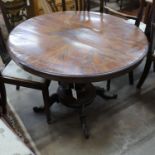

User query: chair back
[47,0,105,13]
[73,0,105,12]
[145,0,155,39]
[144,0,155,56]
[135,0,146,27]
[0,28,10,64]
[0,0,35,33]
[104,0,145,26]
[47,0,74,11]
[46,0,58,12]
[74,0,90,11]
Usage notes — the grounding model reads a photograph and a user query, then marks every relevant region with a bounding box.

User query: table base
[33,83,117,139]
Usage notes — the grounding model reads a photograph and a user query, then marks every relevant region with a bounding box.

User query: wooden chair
[105,0,146,27]
[0,28,52,123]
[47,0,105,12]
[137,1,155,88]
[0,0,35,64]
[47,0,74,11]
[0,0,35,33]
[74,0,105,12]
[104,0,147,90]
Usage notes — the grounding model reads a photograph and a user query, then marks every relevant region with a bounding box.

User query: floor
[0,120,34,155]
[5,60,155,155]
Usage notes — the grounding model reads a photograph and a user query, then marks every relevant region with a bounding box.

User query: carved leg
[79,103,89,139]
[128,71,134,85]
[137,58,152,89]
[33,91,59,124]
[33,93,59,113]
[42,88,52,124]
[95,86,117,99]
[58,83,95,138]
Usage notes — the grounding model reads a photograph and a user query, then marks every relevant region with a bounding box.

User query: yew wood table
[7,11,148,138]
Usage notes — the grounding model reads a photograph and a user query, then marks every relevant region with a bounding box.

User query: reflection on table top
[8,11,148,82]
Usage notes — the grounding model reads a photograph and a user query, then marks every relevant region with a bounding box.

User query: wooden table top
[8,11,148,83]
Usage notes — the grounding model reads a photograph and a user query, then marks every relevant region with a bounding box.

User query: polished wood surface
[8,11,148,82]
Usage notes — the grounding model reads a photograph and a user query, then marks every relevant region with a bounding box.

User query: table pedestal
[33,83,117,139]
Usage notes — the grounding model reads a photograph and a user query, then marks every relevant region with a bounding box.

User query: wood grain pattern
[8,11,148,82]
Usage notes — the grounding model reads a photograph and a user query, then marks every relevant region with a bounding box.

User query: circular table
[8,11,148,138]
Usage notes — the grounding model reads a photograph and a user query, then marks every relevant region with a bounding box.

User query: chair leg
[42,87,51,124]
[128,71,134,85]
[106,80,111,91]
[137,58,152,89]
[153,62,155,72]
[0,82,7,115]
[120,0,123,10]
[16,85,20,90]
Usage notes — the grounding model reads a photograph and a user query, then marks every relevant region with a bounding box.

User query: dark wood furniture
[7,11,148,138]
[137,0,155,88]
[0,0,35,64]
[105,0,145,26]
[7,12,148,82]
[0,28,51,123]
[105,0,146,90]
[0,28,10,64]
[144,0,154,39]
[0,57,6,116]
[47,0,105,12]
[144,0,153,24]
[47,0,149,90]
[0,0,35,33]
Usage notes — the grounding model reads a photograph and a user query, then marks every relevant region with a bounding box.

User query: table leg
[33,93,59,123]
[33,82,117,138]
[79,103,89,139]
[58,83,95,139]
[33,93,59,111]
